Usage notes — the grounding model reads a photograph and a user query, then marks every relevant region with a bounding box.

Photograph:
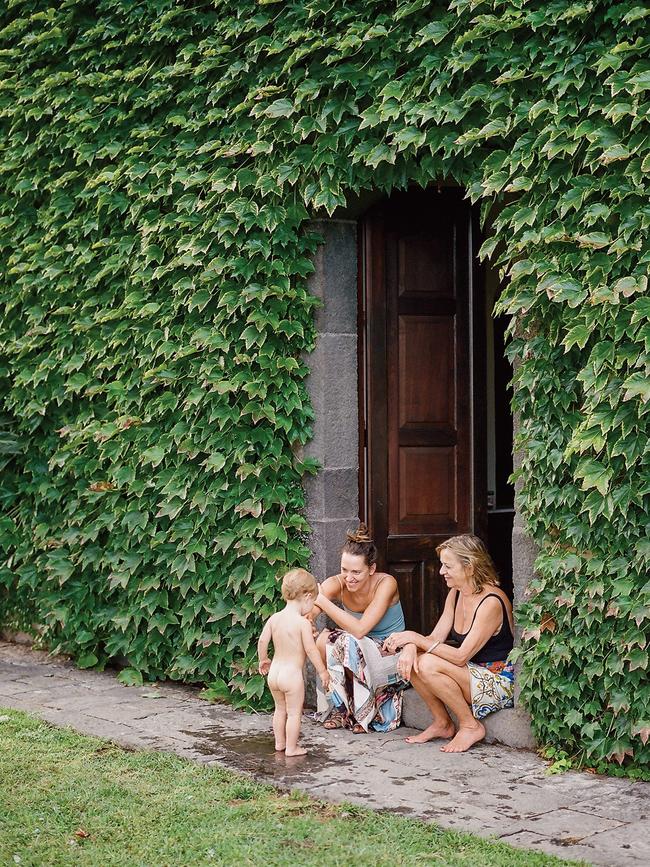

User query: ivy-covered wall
[0,0,648,770]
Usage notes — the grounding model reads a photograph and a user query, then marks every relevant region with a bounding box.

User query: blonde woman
[383,534,514,753]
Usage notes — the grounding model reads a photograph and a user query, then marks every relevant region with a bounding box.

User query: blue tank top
[342,600,406,641]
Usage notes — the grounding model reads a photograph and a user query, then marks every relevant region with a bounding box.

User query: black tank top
[448,591,514,664]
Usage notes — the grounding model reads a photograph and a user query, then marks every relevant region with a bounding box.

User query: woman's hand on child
[320,669,331,691]
[259,659,271,676]
[305,609,319,637]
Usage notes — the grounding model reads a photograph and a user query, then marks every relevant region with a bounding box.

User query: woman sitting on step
[311,525,408,733]
[383,534,514,753]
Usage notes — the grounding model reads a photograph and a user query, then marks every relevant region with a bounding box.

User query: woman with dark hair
[383,534,515,753]
[311,525,407,733]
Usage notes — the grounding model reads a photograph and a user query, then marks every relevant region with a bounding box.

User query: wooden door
[361,189,486,635]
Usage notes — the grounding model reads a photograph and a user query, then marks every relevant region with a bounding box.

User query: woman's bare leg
[429,670,485,752]
[404,654,455,743]
[413,657,484,752]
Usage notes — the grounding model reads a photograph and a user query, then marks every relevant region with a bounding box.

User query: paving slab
[1,640,649,867]
[579,823,650,866]
[0,680,38,696]
[521,808,623,840]
[498,831,601,866]
[569,784,649,824]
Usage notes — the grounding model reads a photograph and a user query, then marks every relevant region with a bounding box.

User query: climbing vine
[0,0,647,769]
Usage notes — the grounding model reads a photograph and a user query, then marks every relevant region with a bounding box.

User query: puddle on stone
[181,724,334,781]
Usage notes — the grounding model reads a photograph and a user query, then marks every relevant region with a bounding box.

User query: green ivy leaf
[392,127,426,151]
[264,99,294,118]
[576,458,613,496]
[564,324,591,350]
[117,668,144,687]
[204,452,226,472]
[77,653,99,669]
[622,373,650,403]
[365,143,396,168]
[141,446,166,467]
[576,233,610,249]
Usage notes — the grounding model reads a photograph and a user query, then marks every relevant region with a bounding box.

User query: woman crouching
[311,525,407,733]
[384,534,514,752]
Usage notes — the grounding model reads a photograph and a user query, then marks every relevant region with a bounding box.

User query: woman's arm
[315,575,398,640]
[383,630,432,652]
[383,590,456,653]
[307,575,342,621]
[429,596,505,666]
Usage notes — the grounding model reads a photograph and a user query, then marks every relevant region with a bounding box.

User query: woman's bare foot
[275,744,286,751]
[440,722,485,752]
[285,746,307,756]
[405,720,455,744]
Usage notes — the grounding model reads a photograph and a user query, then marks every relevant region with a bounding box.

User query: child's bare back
[267,608,310,695]
[257,569,330,756]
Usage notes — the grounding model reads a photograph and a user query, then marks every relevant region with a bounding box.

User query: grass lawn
[0,708,582,867]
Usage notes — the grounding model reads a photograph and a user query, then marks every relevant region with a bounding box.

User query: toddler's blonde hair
[281,568,318,601]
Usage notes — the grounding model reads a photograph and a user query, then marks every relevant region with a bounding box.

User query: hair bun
[347,523,372,544]
[342,523,377,567]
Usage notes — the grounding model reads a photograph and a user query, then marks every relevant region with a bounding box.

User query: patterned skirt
[467,659,515,720]
[317,630,407,732]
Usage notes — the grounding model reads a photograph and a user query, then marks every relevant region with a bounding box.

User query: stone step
[402,687,536,751]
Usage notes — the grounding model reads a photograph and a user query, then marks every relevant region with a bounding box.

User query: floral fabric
[467,659,515,720]
[321,629,407,732]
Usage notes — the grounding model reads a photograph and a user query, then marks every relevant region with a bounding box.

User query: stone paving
[1,641,648,866]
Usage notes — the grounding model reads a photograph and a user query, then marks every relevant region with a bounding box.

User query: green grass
[0,709,582,867]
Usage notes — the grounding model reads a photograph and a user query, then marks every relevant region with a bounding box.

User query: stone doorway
[304,193,528,617]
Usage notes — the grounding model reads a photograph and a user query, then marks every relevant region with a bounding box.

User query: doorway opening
[358,187,514,633]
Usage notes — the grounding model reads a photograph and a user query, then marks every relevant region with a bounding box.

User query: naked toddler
[257,568,330,756]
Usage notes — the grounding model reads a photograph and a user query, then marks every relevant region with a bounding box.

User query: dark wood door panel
[363,188,484,632]
[390,558,447,637]
[390,561,422,635]
[396,446,457,530]
[397,230,454,296]
[398,315,453,429]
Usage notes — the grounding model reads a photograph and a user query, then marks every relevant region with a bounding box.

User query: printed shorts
[467,659,515,720]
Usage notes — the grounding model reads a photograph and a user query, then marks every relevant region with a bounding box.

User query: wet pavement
[1,640,649,866]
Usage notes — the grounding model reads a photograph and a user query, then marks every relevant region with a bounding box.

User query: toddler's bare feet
[285,746,307,756]
[405,721,455,744]
[440,722,485,752]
